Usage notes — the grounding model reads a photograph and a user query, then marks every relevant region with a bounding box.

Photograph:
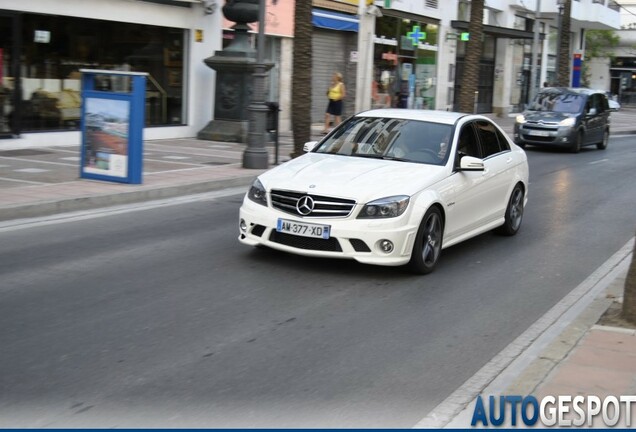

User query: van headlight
[515,114,526,124]
[358,195,410,219]
[247,178,267,206]
[559,117,576,127]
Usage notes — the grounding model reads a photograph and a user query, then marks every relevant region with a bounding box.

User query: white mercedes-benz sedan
[239,109,529,274]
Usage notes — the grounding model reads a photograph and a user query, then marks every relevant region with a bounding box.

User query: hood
[522,110,578,123]
[259,153,447,201]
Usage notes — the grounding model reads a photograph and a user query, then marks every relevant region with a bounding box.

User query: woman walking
[323,72,346,134]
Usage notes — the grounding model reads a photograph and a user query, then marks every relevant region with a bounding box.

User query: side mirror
[459,155,485,172]
[303,141,319,153]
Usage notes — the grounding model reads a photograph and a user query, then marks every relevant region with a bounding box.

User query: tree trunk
[291,0,312,158]
[622,233,636,324]
[557,0,572,87]
[457,0,484,113]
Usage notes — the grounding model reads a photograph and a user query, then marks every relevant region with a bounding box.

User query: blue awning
[312,9,359,32]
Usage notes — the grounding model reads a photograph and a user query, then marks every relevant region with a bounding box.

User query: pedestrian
[323,72,346,134]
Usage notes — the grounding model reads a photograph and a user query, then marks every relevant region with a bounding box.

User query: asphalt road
[1,137,635,427]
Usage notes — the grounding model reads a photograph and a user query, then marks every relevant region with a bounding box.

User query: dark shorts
[326,99,343,116]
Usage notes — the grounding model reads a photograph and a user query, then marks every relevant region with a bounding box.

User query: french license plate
[528,130,550,137]
[276,219,331,239]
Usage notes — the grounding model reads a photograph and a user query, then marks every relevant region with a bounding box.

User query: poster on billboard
[82,97,130,178]
[80,69,146,184]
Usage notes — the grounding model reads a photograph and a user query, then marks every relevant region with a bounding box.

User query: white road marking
[0,156,76,167]
[0,187,247,233]
[589,158,609,165]
[14,168,49,173]
[0,176,49,185]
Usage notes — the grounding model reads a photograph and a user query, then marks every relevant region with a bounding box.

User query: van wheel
[597,129,609,150]
[569,131,583,153]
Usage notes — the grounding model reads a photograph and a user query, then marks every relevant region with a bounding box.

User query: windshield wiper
[352,153,410,162]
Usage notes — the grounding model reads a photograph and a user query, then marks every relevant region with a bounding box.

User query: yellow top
[328,83,344,101]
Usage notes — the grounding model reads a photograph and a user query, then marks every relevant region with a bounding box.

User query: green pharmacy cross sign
[406,25,426,46]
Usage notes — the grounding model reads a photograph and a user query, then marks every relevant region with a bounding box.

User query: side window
[475,120,503,158]
[594,94,608,113]
[456,123,481,161]
[495,128,511,152]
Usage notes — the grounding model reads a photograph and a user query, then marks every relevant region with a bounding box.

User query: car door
[474,120,515,221]
[583,94,604,144]
[443,121,492,242]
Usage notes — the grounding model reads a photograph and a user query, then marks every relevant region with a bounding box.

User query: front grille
[522,134,555,143]
[523,123,558,132]
[270,189,356,218]
[269,231,343,252]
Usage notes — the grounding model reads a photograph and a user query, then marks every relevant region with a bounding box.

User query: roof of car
[354,109,470,125]
[539,87,606,96]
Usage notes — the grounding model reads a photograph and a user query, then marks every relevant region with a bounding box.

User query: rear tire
[408,207,443,274]
[495,184,524,236]
[597,129,609,150]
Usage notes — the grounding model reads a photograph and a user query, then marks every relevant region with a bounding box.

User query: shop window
[16,13,185,132]
[373,16,438,109]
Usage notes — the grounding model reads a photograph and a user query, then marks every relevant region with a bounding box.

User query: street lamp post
[244,0,271,169]
[555,0,566,86]
[529,0,541,103]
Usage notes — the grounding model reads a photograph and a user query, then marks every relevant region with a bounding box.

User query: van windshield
[528,92,585,114]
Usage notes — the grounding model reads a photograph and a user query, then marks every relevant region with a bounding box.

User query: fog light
[240,219,247,232]
[379,239,394,253]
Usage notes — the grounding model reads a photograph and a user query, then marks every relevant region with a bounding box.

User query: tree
[582,30,620,87]
[556,0,572,87]
[623,233,636,324]
[457,0,484,113]
[290,0,312,158]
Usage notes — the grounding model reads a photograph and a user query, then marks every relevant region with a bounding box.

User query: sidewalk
[0,111,635,428]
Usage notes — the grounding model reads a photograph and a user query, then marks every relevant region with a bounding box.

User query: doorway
[0,12,20,137]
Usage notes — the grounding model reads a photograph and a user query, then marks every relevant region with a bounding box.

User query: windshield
[314,117,453,166]
[527,91,584,114]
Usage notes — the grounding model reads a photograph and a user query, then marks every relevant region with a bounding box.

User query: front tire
[409,207,443,274]
[495,184,524,236]
[569,130,583,153]
[597,129,609,150]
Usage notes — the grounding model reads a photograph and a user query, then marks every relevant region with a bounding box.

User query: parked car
[606,92,621,111]
[238,110,529,274]
[513,87,610,153]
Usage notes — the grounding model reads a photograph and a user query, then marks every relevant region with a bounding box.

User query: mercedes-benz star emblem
[296,196,315,216]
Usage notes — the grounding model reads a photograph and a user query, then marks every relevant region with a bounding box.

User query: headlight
[357,195,410,219]
[515,114,526,124]
[247,178,267,206]
[559,117,576,127]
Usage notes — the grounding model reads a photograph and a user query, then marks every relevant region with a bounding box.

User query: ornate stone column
[197,0,272,143]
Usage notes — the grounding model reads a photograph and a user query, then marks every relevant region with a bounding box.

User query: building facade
[0,0,622,146]
[0,0,223,146]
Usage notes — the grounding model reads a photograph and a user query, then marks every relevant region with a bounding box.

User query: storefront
[450,19,534,114]
[372,10,439,111]
[0,0,219,143]
[310,8,359,123]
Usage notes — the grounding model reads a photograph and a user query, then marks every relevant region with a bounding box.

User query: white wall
[588,57,611,90]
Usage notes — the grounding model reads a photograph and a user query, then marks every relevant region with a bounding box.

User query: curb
[0,176,255,222]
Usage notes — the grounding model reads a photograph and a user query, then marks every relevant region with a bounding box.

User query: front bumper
[514,123,577,147]
[238,197,420,266]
